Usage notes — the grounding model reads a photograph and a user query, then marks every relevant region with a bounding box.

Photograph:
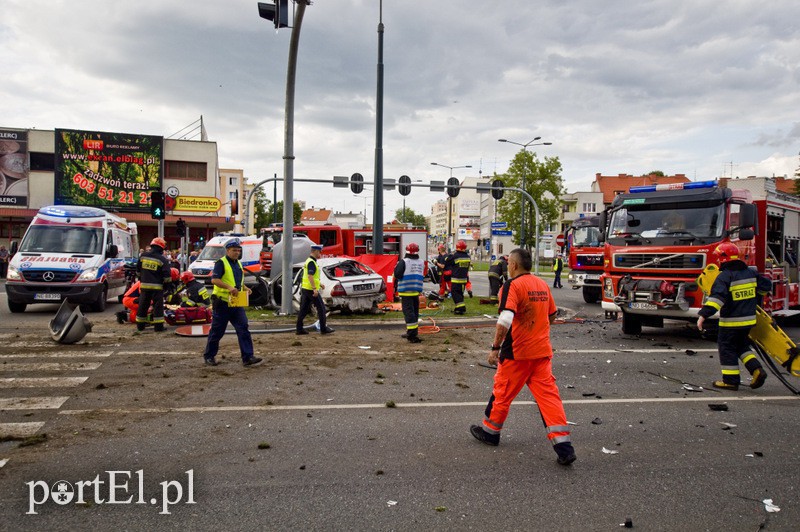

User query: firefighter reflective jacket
[698,260,771,327]
[137,250,171,291]
[488,257,508,281]
[182,280,211,307]
[395,255,425,296]
[450,250,471,284]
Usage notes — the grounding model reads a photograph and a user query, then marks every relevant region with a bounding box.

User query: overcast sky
[4,0,800,222]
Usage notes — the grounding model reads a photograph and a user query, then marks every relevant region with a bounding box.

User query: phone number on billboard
[73,173,151,205]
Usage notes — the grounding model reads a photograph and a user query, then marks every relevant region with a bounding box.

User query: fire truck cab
[599,180,763,335]
[566,215,603,303]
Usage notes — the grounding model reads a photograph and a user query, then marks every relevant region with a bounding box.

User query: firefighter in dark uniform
[136,237,172,332]
[296,245,334,335]
[179,271,211,307]
[697,242,771,390]
[450,240,471,314]
[488,255,508,303]
[435,244,451,297]
[394,242,425,343]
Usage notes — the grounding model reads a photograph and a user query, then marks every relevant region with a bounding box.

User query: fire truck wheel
[621,312,642,335]
[582,287,601,304]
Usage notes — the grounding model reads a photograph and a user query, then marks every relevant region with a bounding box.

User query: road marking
[556,348,718,353]
[0,362,102,372]
[0,458,7,469]
[116,351,199,356]
[0,422,46,438]
[0,352,112,359]
[58,394,799,415]
[0,377,88,388]
[0,396,70,410]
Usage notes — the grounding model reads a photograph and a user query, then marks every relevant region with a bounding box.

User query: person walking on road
[697,242,770,390]
[552,253,564,288]
[394,242,425,343]
[488,255,508,303]
[296,245,334,335]
[136,237,172,332]
[202,238,262,367]
[471,248,576,466]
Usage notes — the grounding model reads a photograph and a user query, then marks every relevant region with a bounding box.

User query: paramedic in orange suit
[470,247,576,466]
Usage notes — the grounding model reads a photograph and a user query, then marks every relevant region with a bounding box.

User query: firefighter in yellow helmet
[697,242,771,390]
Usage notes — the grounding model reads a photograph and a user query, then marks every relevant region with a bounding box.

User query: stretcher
[698,264,800,393]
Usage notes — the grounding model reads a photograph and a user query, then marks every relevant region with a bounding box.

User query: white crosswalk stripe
[0,349,107,446]
[0,362,102,372]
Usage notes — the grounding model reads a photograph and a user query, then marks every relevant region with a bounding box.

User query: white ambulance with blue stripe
[6,205,138,313]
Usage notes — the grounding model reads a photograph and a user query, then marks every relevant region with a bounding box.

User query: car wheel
[91,284,108,312]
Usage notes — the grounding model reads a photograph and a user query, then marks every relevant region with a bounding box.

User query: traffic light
[257,0,289,29]
[150,191,166,220]
[350,172,364,194]
[398,175,411,196]
[491,179,505,200]
[446,177,460,198]
[176,219,186,237]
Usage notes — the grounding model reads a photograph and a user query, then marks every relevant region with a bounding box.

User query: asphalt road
[1,278,799,531]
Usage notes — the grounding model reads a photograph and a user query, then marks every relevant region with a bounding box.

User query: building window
[582,202,596,213]
[165,160,207,181]
[229,176,238,187]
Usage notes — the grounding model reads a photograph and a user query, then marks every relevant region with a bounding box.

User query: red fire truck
[259,224,428,273]
[599,179,800,335]
[565,215,604,303]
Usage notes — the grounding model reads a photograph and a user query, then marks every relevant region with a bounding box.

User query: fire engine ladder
[698,264,800,394]
[766,246,800,318]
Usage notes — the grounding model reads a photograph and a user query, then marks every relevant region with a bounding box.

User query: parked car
[269,257,386,313]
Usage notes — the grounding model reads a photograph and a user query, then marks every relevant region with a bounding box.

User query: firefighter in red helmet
[449,240,471,314]
[135,237,172,331]
[697,242,771,390]
[394,242,426,343]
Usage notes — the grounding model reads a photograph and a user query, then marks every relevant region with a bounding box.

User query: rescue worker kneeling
[394,242,425,343]
[165,271,212,325]
[697,242,770,390]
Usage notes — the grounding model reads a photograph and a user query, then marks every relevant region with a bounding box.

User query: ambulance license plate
[629,302,656,310]
[34,293,61,301]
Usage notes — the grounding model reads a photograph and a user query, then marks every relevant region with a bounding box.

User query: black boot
[554,442,577,466]
[470,425,499,446]
[115,311,127,324]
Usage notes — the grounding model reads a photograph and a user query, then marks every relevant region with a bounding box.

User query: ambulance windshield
[196,245,226,261]
[20,226,104,255]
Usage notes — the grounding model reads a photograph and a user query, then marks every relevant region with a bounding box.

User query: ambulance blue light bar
[629,180,717,193]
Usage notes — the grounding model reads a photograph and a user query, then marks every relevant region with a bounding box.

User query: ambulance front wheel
[8,300,26,313]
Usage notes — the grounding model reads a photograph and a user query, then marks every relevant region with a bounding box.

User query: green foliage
[253,188,273,231]
[394,207,427,229]
[271,201,303,225]
[495,150,564,248]
[645,170,665,177]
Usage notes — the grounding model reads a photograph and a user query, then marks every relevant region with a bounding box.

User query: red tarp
[350,253,399,302]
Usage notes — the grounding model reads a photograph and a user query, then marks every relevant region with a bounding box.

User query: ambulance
[188,234,263,286]
[6,205,138,313]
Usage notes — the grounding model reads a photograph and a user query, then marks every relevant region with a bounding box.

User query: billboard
[0,129,29,207]
[54,129,163,212]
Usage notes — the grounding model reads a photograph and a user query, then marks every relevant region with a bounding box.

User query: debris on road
[708,404,729,411]
[387,500,398,506]
[720,422,737,429]
[591,418,603,425]
[763,499,780,513]
[602,447,619,455]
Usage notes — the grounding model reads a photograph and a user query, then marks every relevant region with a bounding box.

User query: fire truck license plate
[34,293,61,301]
[629,302,656,310]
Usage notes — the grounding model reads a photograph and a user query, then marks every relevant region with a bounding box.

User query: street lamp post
[497,137,552,251]
[431,162,472,248]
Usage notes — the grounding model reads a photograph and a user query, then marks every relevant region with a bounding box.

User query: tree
[394,207,427,229]
[495,150,564,249]
[272,201,303,225]
[252,188,272,231]
[645,170,665,177]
